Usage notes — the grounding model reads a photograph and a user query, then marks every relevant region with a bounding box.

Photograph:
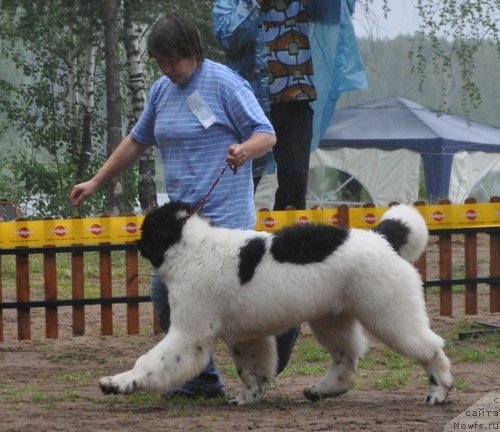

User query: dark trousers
[271,100,313,211]
[267,101,313,371]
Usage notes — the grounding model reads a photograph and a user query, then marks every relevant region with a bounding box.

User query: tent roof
[320,96,500,154]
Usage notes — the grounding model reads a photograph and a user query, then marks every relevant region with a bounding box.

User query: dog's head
[137,201,194,268]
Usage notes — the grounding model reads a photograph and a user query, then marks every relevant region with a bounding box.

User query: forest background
[0,0,499,218]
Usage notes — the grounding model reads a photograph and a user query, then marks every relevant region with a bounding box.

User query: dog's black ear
[137,201,193,268]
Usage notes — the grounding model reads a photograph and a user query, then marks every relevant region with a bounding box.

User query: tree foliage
[0,0,217,217]
[360,0,500,116]
[341,35,500,128]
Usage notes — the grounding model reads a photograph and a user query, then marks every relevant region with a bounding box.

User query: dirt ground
[0,297,499,432]
[1,234,499,432]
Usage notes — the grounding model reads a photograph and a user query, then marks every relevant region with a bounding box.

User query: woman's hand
[227,143,249,166]
[226,132,276,166]
[70,179,100,207]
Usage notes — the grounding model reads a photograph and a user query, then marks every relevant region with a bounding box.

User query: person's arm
[70,135,150,206]
[226,132,275,167]
[212,0,261,53]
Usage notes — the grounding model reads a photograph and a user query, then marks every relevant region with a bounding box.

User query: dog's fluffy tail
[375,205,428,263]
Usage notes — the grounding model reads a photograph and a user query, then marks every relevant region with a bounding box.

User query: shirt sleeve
[223,81,275,141]
[130,80,161,146]
[212,0,261,53]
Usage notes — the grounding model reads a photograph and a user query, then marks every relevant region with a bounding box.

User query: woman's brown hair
[147,13,205,64]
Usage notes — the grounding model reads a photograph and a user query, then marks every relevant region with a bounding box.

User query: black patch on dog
[374,219,410,253]
[429,375,438,386]
[270,224,349,264]
[137,201,193,268]
[238,237,266,284]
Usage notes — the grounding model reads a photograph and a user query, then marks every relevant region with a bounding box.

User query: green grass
[447,338,500,362]
[443,322,500,362]
[453,377,470,390]
[284,337,331,376]
[56,370,93,385]
[31,390,61,409]
[126,391,164,405]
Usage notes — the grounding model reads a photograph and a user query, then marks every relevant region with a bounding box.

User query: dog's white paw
[229,384,265,406]
[228,395,244,406]
[425,386,450,405]
[99,373,138,395]
[424,370,453,405]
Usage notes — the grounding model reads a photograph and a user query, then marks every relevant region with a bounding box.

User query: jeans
[150,272,222,384]
[271,100,313,211]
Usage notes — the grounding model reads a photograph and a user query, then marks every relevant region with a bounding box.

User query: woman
[70,13,276,398]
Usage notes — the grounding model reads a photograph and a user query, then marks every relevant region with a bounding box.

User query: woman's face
[155,57,198,85]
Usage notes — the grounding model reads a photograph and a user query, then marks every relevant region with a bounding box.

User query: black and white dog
[99,201,453,405]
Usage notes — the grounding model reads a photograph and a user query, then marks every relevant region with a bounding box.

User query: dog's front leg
[228,336,277,405]
[99,328,213,395]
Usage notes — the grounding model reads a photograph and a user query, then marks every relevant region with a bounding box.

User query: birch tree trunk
[103,0,128,215]
[123,0,158,213]
[76,42,98,184]
[68,49,80,159]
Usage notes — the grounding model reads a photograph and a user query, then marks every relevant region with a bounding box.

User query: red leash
[189,161,238,216]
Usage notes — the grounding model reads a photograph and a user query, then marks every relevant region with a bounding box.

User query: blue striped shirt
[131,59,274,229]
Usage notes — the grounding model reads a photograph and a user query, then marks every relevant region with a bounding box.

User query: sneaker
[163,373,225,399]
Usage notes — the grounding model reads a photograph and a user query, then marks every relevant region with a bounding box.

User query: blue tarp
[308,0,368,150]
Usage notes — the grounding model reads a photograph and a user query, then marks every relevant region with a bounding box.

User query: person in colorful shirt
[70,13,276,398]
[214,0,316,210]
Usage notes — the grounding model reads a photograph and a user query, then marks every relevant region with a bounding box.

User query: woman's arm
[70,135,150,206]
[212,0,261,52]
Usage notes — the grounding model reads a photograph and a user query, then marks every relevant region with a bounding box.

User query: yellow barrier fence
[0,202,499,249]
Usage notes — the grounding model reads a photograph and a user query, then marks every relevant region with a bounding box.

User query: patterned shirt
[131,59,274,229]
[259,0,317,103]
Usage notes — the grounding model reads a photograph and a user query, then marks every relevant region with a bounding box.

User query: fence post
[337,204,349,227]
[16,248,31,340]
[100,246,113,336]
[463,198,478,314]
[72,246,85,336]
[43,245,58,338]
[491,196,500,313]
[126,247,139,335]
[438,200,453,316]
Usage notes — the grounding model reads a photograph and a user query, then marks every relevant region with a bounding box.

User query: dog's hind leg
[227,336,277,405]
[99,327,213,395]
[304,313,367,401]
[355,292,454,404]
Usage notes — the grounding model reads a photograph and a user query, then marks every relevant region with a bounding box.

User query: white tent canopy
[308,147,421,207]
[255,97,500,209]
